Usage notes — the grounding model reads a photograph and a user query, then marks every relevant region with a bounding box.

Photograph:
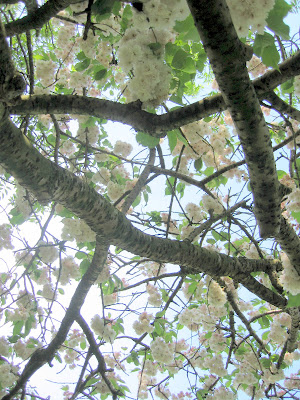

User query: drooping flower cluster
[140,261,166,277]
[150,337,174,365]
[61,218,96,243]
[116,0,189,106]
[146,283,162,306]
[14,337,42,360]
[227,0,275,37]
[53,257,81,285]
[294,76,300,96]
[117,28,172,107]
[206,278,227,307]
[132,311,154,335]
[113,140,133,158]
[185,202,205,223]
[0,363,18,391]
[38,241,59,264]
[268,312,291,344]
[280,252,300,295]
[247,55,268,78]
[0,224,14,250]
[91,315,116,342]
[201,194,224,215]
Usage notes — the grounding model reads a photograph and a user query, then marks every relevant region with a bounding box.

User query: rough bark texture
[0,115,286,307]
[276,217,300,275]
[186,0,281,238]
[8,50,300,135]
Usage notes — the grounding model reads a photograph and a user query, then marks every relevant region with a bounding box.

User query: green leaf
[148,42,162,54]
[196,52,207,72]
[112,0,121,15]
[74,58,90,72]
[172,49,190,70]
[13,320,23,336]
[266,0,291,39]
[258,315,271,329]
[182,57,196,74]
[167,130,177,153]
[154,321,163,335]
[253,33,280,69]
[174,14,200,41]
[175,129,188,146]
[47,134,56,146]
[80,259,90,275]
[194,158,203,172]
[136,132,160,148]
[287,293,300,307]
[260,358,271,368]
[291,211,300,223]
[10,212,26,226]
[76,51,86,61]
[9,335,19,343]
[277,170,287,179]
[75,251,87,259]
[262,331,269,340]
[203,166,214,176]
[262,46,280,69]
[92,0,115,14]
[281,78,294,94]
[94,68,107,81]
[132,195,141,208]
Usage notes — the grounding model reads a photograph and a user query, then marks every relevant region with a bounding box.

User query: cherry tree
[0,0,300,398]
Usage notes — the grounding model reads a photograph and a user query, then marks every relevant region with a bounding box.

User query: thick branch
[263,92,300,122]
[0,115,286,307]
[187,0,281,238]
[8,51,300,135]
[275,217,300,275]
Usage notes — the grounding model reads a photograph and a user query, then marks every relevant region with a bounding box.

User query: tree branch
[4,0,79,36]
[186,0,284,238]
[3,238,109,400]
[8,51,300,135]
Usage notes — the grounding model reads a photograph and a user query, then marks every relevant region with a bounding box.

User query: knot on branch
[0,73,26,105]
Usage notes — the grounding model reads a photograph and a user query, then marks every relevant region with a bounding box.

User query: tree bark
[186,0,281,238]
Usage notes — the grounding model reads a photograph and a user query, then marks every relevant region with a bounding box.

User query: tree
[0,0,299,398]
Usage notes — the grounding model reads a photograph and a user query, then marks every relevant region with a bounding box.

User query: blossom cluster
[61,218,96,243]
[91,315,116,342]
[202,194,224,215]
[116,0,189,106]
[132,311,154,335]
[279,252,300,295]
[14,337,41,360]
[53,257,81,285]
[0,224,14,250]
[38,241,59,264]
[146,283,162,306]
[227,0,275,37]
[140,261,166,277]
[150,337,174,364]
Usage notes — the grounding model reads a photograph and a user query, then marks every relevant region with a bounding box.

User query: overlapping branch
[2,238,109,400]
[8,51,300,135]
[0,115,287,308]
[186,0,282,238]
[4,0,81,36]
